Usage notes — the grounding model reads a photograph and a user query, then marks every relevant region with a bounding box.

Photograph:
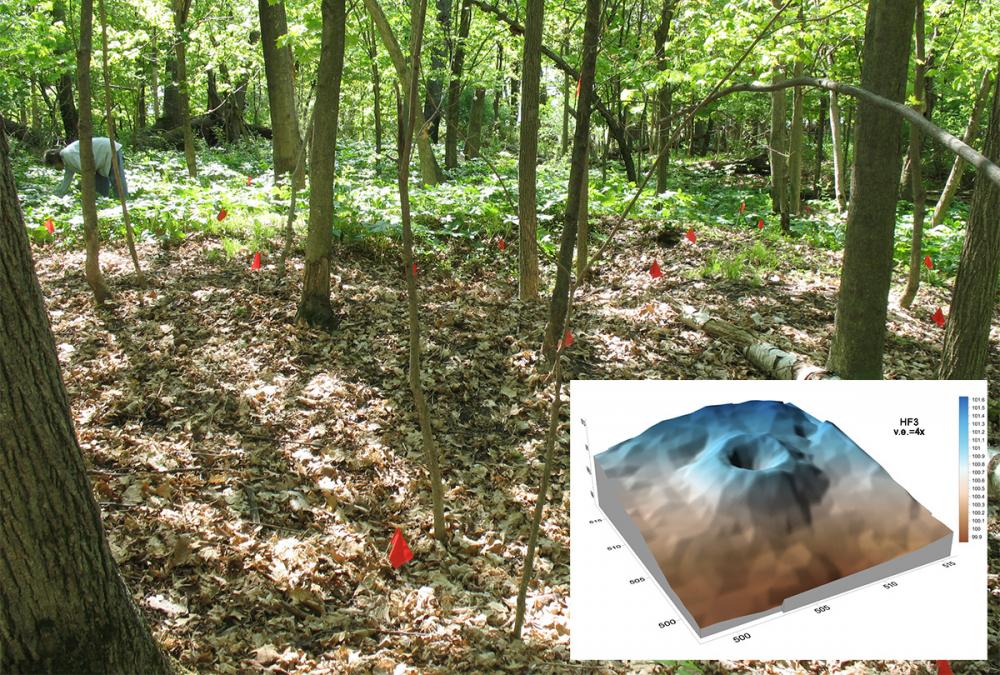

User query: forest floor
[18,141,1000,672]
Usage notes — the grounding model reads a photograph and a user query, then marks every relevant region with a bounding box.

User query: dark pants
[95,150,128,199]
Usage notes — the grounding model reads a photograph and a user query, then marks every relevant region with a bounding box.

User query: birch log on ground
[672,303,836,380]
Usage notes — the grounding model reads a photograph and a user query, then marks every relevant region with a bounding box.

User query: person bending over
[44,137,128,199]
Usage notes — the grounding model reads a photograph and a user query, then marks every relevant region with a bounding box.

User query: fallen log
[671,302,837,380]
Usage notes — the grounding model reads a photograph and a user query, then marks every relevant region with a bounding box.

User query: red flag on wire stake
[649,260,663,278]
[498,237,506,251]
[932,307,945,327]
[246,175,253,186]
[44,218,54,234]
[739,201,746,215]
[217,208,227,221]
[411,262,418,278]
[685,228,696,244]
[935,661,953,675]
[924,255,933,269]
[757,218,765,229]
[561,330,574,349]
[388,528,413,569]
[251,252,261,270]
[576,78,581,98]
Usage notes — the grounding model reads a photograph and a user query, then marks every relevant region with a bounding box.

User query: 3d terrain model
[593,401,953,637]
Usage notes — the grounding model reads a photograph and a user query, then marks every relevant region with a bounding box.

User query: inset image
[570,380,987,661]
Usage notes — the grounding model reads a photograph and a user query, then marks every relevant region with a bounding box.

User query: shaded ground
[31,182,998,672]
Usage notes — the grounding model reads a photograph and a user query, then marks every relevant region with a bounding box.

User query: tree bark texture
[52,0,79,141]
[939,58,1000,380]
[899,0,927,310]
[828,88,847,209]
[769,69,789,225]
[0,127,170,675]
[542,0,602,363]
[296,0,346,330]
[827,0,915,379]
[173,0,197,177]
[258,0,302,180]
[77,0,110,304]
[653,0,676,192]
[517,0,543,301]
[422,0,451,142]
[444,0,471,169]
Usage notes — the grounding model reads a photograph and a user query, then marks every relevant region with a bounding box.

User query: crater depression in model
[593,400,952,637]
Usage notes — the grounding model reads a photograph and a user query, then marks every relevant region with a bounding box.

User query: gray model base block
[593,401,953,637]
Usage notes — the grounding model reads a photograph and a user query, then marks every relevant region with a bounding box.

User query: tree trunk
[0,126,170,675]
[932,69,993,226]
[53,0,79,141]
[769,68,789,226]
[398,0,448,543]
[258,0,302,180]
[939,58,1000,380]
[422,0,451,143]
[560,40,570,157]
[363,0,442,185]
[827,0,915,379]
[77,0,110,304]
[542,0,601,363]
[575,142,590,280]
[829,87,847,209]
[295,0,346,330]
[173,0,197,177]
[162,56,182,129]
[517,0,543,301]
[813,94,826,195]
[465,87,485,158]
[151,28,160,123]
[98,0,144,284]
[787,5,805,215]
[899,0,927,310]
[653,0,676,193]
[444,0,471,169]
[137,82,147,130]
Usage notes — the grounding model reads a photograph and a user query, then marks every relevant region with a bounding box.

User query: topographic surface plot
[594,401,953,637]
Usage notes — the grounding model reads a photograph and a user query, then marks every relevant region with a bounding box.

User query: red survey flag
[932,307,945,327]
[251,252,261,270]
[217,208,227,221]
[685,228,696,244]
[411,262,418,277]
[936,661,953,675]
[561,330,574,349]
[757,218,765,229]
[739,201,746,215]
[388,527,413,569]
[44,218,54,234]
[246,175,253,186]
[498,237,506,251]
[924,255,933,269]
[649,260,663,278]
[576,78,581,98]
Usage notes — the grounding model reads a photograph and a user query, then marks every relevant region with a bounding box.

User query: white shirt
[55,137,123,196]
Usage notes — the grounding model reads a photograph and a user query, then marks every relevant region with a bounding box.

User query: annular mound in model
[593,400,953,637]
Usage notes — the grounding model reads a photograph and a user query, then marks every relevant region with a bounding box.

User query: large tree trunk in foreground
[444,0,471,170]
[77,0,110,304]
[173,0,197,178]
[296,0,346,330]
[827,0,915,378]
[517,0,543,301]
[899,0,928,310]
[939,58,1000,380]
[0,127,170,675]
[542,0,601,362]
[258,0,302,180]
[932,69,993,226]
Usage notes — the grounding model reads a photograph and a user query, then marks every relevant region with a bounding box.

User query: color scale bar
[959,396,969,542]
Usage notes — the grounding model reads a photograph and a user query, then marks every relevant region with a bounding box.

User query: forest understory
[29,161,999,673]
